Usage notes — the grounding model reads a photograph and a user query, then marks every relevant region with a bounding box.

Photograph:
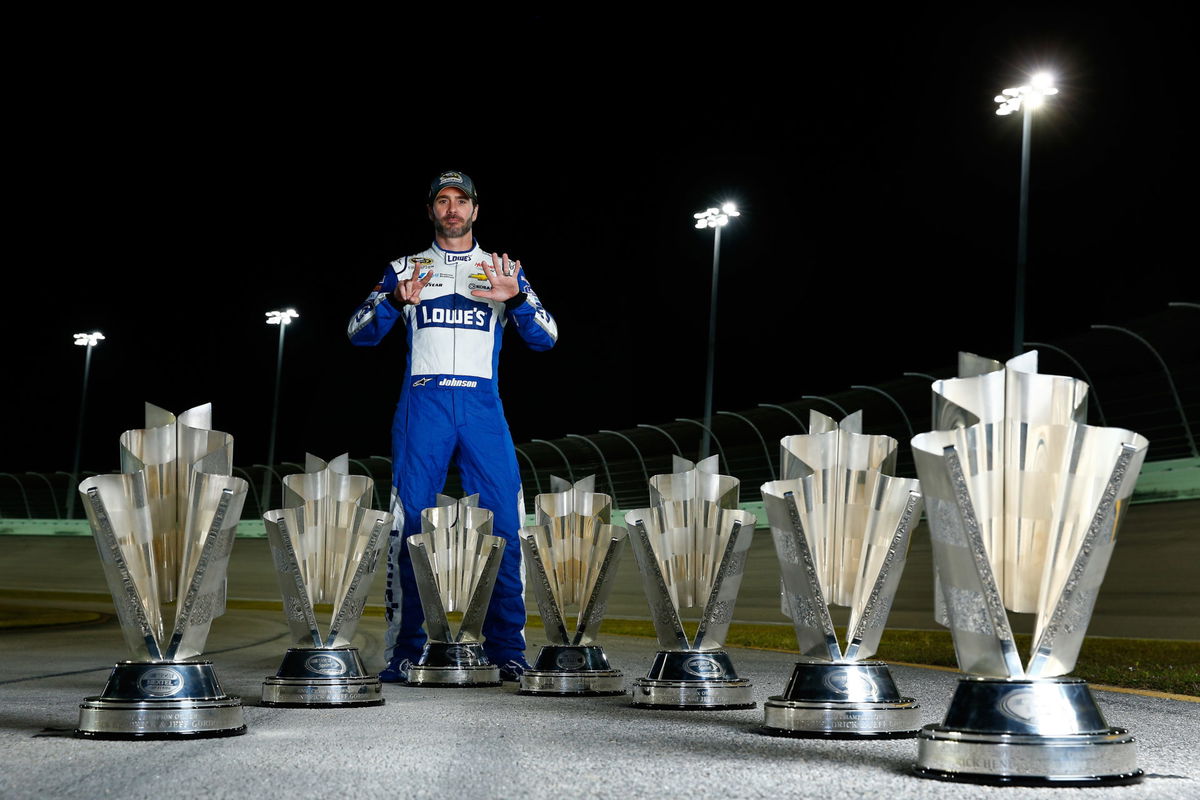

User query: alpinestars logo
[412,377,432,387]
[438,378,478,388]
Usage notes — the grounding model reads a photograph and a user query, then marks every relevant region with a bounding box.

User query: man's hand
[395,267,433,305]
[470,252,522,303]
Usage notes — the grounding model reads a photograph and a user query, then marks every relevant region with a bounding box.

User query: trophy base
[760,660,920,738]
[76,660,245,739]
[630,651,754,710]
[406,642,500,687]
[913,676,1142,786]
[261,647,384,708]
[518,645,625,696]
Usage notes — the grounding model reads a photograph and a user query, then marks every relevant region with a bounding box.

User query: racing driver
[347,170,558,682]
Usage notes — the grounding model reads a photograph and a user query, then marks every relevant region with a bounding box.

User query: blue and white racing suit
[348,240,558,665]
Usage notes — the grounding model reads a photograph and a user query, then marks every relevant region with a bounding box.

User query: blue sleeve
[505,268,558,351]
[347,264,404,346]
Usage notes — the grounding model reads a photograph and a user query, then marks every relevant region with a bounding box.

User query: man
[348,170,558,682]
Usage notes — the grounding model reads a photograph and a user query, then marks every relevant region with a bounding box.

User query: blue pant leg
[454,390,527,662]
[385,388,456,662]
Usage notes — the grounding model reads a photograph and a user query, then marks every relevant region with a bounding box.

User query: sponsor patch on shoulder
[411,257,433,266]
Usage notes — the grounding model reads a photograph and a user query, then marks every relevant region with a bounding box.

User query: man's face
[428,186,478,240]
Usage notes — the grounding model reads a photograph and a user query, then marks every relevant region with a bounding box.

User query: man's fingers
[398,275,426,305]
[487,252,517,279]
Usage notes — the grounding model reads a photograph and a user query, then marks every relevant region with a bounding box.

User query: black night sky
[3,7,1195,476]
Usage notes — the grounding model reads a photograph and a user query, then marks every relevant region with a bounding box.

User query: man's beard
[435,216,473,239]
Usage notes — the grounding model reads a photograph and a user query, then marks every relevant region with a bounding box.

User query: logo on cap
[683,656,723,677]
[555,650,588,670]
[138,667,185,697]
[305,654,348,676]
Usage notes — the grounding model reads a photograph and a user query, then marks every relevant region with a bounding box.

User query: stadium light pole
[693,202,740,460]
[66,331,104,519]
[996,71,1058,357]
[263,309,298,510]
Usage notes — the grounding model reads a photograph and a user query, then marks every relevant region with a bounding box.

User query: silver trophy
[261,454,393,707]
[75,403,248,739]
[625,455,757,710]
[405,494,505,687]
[518,475,627,696]
[760,410,924,738]
[911,352,1149,786]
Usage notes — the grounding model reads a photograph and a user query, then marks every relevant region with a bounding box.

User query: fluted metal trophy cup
[760,410,924,738]
[75,403,248,738]
[519,475,628,696]
[625,455,757,710]
[911,352,1149,786]
[405,494,505,687]
[261,454,393,707]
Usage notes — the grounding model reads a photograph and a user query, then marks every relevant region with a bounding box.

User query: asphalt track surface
[0,500,1198,800]
[0,607,1196,800]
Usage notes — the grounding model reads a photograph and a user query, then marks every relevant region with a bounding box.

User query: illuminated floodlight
[73,331,105,347]
[266,309,299,325]
[995,72,1058,115]
[693,201,741,459]
[997,69,1060,356]
[264,307,300,509]
[693,203,740,229]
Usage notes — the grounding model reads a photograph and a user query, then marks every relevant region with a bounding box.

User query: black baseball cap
[427,170,479,203]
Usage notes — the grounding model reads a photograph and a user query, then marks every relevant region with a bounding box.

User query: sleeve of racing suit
[347,261,405,345]
[504,267,558,351]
